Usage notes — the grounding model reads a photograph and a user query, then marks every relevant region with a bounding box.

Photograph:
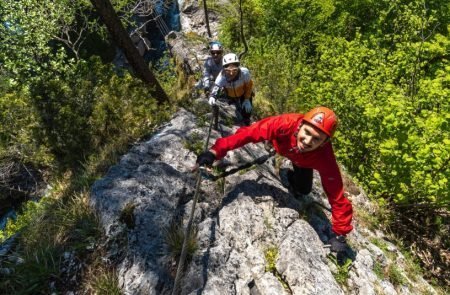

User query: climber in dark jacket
[196,106,353,253]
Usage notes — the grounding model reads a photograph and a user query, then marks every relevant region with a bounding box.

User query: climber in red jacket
[196,106,353,253]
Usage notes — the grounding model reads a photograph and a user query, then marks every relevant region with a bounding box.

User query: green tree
[220,0,449,283]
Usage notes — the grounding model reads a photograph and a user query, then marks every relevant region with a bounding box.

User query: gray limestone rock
[91,106,438,295]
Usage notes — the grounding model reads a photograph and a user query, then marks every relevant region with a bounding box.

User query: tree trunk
[90,0,169,103]
[203,0,212,38]
[238,0,248,60]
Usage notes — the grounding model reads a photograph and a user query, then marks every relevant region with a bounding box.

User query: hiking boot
[286,170,308,199]
[279,169,302,196]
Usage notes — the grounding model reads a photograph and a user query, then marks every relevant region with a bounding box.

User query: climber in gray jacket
[201,41,224,94]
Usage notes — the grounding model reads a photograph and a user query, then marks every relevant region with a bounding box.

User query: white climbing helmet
[222,53,240,67]
[209,41,223,52]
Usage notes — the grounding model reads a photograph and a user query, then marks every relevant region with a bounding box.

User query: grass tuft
[183,131,205,156]
[81,256,122,295]
[164,220,198,263]
[387,264,407,287]
[328,254,352,286]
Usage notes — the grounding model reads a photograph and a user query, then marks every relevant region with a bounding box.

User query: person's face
[211,50,222,62]
[296,122,328,152]
[223,63,239,80]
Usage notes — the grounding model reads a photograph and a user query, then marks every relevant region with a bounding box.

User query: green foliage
[0,191,101,294]
[0,0,141,71]
[154,51,180,98]
[373,261,385,279]
[1,0,97,76]
[21,56,159,168]
[244,39,305,114]
[0,246,61,294]
[0,1,183,293]
[328,254,352,285]
[387,264,407,286]
[1,55,165,169]
[1,0,167,169]
[0,127,154,293]
[219,0,264,52]
[259,0,335,47]
[220,0,449,285]
[0,80,52,165]
[184,131,206,156]
[223,0,449,211]
[0,199,46,243]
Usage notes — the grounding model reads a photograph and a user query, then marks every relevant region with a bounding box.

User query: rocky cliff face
[90,105,437,295]
[90,1,438,294]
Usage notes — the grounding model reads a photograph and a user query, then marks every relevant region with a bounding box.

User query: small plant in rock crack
[264,246,290,290]
[197,114,208,127]
[265,246,279,273]
[373,260,385,280]
[328,254,352,286]
[164,220,198,263]
[183,131,205,155]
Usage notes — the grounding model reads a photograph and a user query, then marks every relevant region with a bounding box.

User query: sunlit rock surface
[91,106,437,295]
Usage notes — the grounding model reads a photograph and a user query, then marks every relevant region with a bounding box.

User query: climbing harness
[171,111,215,295]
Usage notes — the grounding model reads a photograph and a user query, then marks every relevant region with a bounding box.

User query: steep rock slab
[91,106,439,294]
[91,107,342,294]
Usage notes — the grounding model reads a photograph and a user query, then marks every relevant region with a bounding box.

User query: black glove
[196,151,216,167]
[329,235,347,253]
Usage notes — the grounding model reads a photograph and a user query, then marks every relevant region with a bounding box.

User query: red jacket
[211,113,353,235]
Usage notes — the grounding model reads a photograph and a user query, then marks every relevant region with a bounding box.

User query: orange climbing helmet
[303,106,338,137]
